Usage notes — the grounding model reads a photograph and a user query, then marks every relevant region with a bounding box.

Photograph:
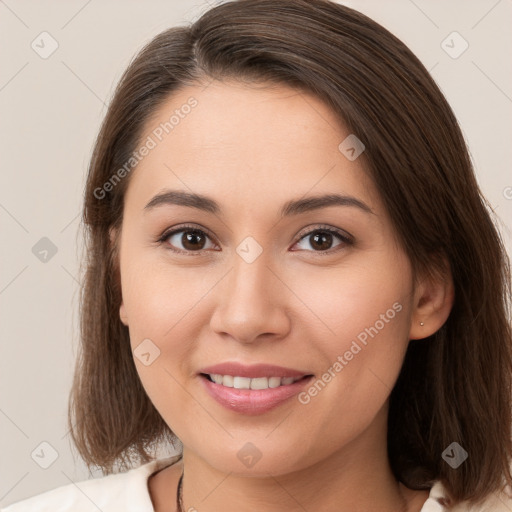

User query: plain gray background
[1,0,511,507]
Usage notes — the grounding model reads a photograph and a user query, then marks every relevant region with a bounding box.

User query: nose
[209,250,291,345]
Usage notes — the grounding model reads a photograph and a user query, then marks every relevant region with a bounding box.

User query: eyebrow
[144,190,374,217]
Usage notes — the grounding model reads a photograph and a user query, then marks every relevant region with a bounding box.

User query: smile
[199,373,314,415]
[204,374,304,389]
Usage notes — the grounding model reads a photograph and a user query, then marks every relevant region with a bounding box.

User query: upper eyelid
[295,224,352,241]
[160,223,352,247]
[161,223,216,241]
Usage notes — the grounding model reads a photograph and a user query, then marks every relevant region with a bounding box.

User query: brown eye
[179,230,208,250]
[158,224,352,256]
[292,227,353,253]
[160,226,216,254]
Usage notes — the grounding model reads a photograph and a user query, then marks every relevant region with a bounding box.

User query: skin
[116,80,454,512]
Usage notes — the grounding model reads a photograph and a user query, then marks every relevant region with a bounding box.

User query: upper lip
[199,362,312,379]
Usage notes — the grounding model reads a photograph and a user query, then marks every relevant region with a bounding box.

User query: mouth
[198,366,315,415]
[200,373,311,390]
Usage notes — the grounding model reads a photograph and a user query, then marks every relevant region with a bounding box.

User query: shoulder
[422,480,512,511]
[0,454,182,512]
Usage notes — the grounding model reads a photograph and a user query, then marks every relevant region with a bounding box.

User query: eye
[157,223,353,256]
[292,225,353,254]
[158,224,217,255]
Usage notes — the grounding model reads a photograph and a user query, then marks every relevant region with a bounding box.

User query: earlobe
[119,302,129,326]
[409,260,455,340]
[109,226,117,247]
[110,226,127,325]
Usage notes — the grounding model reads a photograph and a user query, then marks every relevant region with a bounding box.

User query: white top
[2,454,511,511]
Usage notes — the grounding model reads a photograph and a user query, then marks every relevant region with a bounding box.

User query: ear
[409,256,454,340]
[109,226,129,327]
[119,302,129,326]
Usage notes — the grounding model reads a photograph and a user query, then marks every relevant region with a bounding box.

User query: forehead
[125,80,382,217]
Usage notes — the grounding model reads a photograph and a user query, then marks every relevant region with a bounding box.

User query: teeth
[207,374,303,389]
[220,375,233,387]
[250,377,267,390]
[212,374,226,385]
[268,377,282,388]
[233,376,251,389]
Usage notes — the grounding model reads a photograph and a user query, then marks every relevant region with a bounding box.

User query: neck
[178,407,422,512]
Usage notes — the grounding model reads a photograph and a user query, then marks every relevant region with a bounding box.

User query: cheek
[121,262,207,433]
[291,254,412,408]
[120,253,214,427]
[120,250,211,344]
[290,254,411,348]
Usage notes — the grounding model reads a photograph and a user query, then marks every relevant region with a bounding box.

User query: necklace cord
[175,470,408,512]
[176,471,184,512]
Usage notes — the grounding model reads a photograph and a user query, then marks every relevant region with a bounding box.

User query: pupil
[179,231,333,251]
[312,232,332,250]
[183,231,205,250]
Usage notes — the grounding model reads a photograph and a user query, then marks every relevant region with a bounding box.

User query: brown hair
[69,0,512,505]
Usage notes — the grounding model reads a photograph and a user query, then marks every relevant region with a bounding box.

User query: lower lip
[199,374,313,415]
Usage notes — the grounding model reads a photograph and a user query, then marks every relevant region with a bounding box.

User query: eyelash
[156,223,354,257]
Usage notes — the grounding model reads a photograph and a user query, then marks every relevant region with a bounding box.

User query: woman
[3,0,511,510]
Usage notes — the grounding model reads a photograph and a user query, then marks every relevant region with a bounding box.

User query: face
[117,80,420,476]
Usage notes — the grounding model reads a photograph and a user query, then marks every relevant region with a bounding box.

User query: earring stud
[420,322,424,326]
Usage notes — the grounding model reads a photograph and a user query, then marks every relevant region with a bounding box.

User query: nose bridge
[228,239,275,307]
[210,237,289,342]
